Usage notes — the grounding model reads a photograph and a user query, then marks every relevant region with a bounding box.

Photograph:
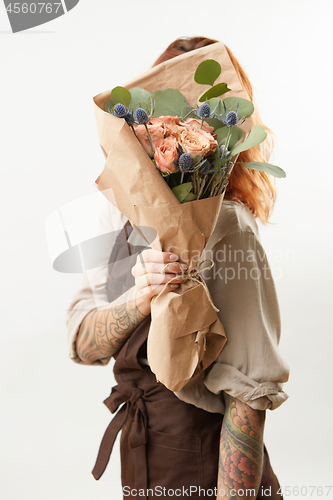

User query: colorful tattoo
[218,393,265,498]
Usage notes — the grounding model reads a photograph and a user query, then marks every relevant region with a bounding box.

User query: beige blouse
[66,200,290,413]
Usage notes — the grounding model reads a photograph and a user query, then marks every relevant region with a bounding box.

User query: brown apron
[92,222,283,499]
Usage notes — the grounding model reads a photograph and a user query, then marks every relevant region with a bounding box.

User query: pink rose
[194,127,218,152]
[135,125,154,156]
[135,123,165,156]
[148,122,166,141]
[178,129,211,158]
[154,137,178,174]
[150,116,180,126]
[181,118,214,134]
[150,116,181,136]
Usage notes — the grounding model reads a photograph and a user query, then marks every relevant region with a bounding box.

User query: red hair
[153,37,276,224]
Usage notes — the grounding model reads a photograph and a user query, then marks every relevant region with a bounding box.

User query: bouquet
[93,43,286,391]
[104,61,285,205]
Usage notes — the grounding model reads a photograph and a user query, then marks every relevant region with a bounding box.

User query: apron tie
[92,382,148,496]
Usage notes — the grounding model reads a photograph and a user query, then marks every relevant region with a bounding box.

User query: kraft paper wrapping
[93,42,248,391]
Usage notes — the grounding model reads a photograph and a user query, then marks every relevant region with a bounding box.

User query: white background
[1,0,333,498]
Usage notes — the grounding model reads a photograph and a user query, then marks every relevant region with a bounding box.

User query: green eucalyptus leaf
[181,105,197,120]
[152,89,188,117]
[243,162,286,178]
[131,101,150,114]
[182,192,197,203]
[105,100,113,113]
[215,127,229,144]
[206,117,224,129]
[110,86,131,107]
[215,126,244,149]
[194,59,221,86]
[129,87,152,108]
[199,83,231,102]
[206,97,221,109]
[222,97,254,118]
[231,125,267,155]
[172,182,193,203]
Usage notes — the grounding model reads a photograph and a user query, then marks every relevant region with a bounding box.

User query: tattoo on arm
[217,393,265,499]
[76,287,148,363]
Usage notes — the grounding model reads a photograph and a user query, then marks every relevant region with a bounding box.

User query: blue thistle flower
[225,111,238,127]
[182,101,219,122]
[178,153,193,172]
[214,101,247,128]
[198,103,211,119]
[135,107,149,124]
[112,103,127,118]
[201,160,213,174]
[124,110,134,126]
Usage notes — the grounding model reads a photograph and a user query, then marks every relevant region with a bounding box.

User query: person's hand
[131,249,187,303]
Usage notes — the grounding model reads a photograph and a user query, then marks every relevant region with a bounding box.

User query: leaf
[199,83,231,102]
[206,117,224,129]
[182,192,197,203]
[110,86,131,107]
[215,127,228,144]
[221,97,254,118]
[243,162,287,178]
[231,125,267,156]
[230,128,244,149]
[172,182,193,203]
[206,97,221,109]
[194,59,221,86]
[105,100,113,113]
[130,101,150,114]
[152,89,189,117]
[181,104,198,120]
[215,126,244,149]
[129,87,152,108]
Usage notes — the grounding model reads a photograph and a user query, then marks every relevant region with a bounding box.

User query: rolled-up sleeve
[66,269,111,365]
[65,201,127,366]
[203,229,290,411]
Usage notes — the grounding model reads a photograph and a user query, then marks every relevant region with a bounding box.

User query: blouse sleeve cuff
[204,363,289,411]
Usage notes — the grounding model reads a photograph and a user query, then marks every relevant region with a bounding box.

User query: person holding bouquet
[66,37,289,500]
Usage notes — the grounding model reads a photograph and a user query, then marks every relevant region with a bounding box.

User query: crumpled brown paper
[93,42,248,391]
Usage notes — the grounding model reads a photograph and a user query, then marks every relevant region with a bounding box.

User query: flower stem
[210,171,222,197]
[197,176,206,200]
[191,169,200,196]
[225,127,232,151]
[181,108,196,121]
[144,123,154,156]
[216,158,236,195]
[131,125,138,138]
[202,171,217,198]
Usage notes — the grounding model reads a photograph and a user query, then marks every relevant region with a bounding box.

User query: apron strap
[92,403,129,480]
[92,383,149,497]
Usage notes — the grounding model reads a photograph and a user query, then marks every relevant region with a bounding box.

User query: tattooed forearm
[76,287,149,363]
[217,393,265,499]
